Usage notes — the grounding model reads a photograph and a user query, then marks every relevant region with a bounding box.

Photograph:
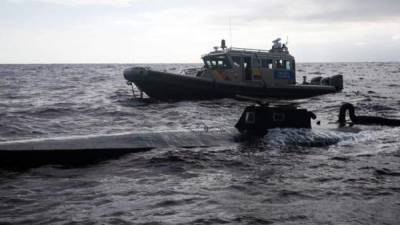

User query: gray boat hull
[0,130,237,168]
[124,67,340,100]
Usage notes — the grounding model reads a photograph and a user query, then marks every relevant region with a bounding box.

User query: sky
[0,0,399,63]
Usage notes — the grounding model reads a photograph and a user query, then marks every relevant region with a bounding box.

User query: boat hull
[0,130,237,168]
[124,67,339,100]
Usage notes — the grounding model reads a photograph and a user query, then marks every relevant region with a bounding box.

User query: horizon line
[0,60,399,65]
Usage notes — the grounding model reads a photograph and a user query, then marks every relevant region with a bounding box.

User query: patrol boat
[124,39,343,100]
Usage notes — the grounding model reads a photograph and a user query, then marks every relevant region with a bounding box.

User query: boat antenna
[229,17,233,47]
[286,35,289,46]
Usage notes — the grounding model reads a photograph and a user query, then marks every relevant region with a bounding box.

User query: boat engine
[310,75,343,91]
[235,104,316,136]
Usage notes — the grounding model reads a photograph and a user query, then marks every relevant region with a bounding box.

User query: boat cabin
[200,39,296,87]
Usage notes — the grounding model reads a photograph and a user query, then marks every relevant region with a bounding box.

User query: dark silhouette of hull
[338,103,400,126]
[124,68,339,100]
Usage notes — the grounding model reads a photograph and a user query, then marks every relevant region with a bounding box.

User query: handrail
[202,47,291,58]
[228,47,271,53]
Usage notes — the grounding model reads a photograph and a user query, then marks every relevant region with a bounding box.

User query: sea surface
[0,63,400,224]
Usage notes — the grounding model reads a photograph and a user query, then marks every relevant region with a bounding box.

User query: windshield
[203,55,231,69]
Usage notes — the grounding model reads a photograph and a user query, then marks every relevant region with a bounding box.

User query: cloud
[302,0,400,22]
[7,0,400,22]
[2,0,400,62]
[355,42,367,46]
[8,0,141,7]
[225,0,400,23]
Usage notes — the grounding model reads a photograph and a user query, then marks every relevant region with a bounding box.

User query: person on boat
[244,58,252,80]
[282,44,288,52]
[276,60,283,69]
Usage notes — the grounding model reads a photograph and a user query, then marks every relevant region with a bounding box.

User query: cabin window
[261,59,268,68]
[204,55,232,69]
[261,59,273,69]
[245,112,255,124]
[285,60,291,70]
[273,113,285,122]
[273,60,281,69]
[279,60,284,69]
[232,56,242,68]
[274,59,286,69]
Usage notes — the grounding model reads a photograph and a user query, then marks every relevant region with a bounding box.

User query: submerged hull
[124,67,340,100]
[0,130,237,168]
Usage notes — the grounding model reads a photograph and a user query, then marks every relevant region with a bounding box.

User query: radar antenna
[272,38,282,49]
[220,39,227,50]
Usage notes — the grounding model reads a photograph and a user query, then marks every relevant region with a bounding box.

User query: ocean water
[0,63,400,224]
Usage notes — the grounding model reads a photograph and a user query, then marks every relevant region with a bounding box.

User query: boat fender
[338,103,400,126]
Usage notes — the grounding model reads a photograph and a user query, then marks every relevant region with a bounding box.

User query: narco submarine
[123,38,343,100]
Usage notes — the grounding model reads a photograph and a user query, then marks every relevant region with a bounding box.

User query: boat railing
[228,47,271,53]
[202,46,290,58]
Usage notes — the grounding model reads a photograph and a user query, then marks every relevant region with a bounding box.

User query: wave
[263,128,370,148]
